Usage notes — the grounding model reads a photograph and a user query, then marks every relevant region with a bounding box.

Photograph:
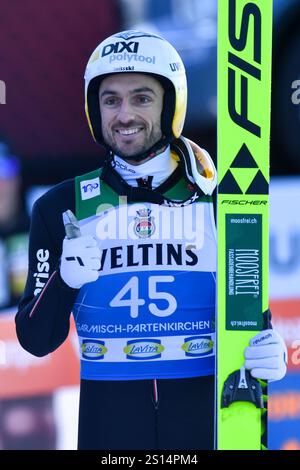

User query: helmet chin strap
[105,135,171,164]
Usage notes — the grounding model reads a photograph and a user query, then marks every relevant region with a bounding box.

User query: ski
[216,0,273,450]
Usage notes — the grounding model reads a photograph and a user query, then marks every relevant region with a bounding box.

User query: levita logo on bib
[124,339,164,360]
[181,336,214,357]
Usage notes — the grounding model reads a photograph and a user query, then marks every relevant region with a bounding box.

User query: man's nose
[117,99,135,123]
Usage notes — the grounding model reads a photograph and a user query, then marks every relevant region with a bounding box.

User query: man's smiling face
[99,73,164,159]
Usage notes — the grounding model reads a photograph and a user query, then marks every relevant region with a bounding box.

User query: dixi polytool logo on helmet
[102,41,156,65]
[102,41,139,57]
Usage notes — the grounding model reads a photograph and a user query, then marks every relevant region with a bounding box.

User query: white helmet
[84,30,187,149]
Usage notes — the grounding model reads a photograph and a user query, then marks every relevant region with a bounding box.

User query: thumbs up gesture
[60,210,101,289]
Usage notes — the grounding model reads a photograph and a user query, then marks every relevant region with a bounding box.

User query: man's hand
[60,210,101,289]
[244,329,287,382]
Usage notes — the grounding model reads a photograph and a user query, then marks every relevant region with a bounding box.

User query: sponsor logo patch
[181,336,214,357]
[80,177,100,200]
[102,41,139,57]
[124,339,164,360]
[81,339,107,360]
[33,249,50,296]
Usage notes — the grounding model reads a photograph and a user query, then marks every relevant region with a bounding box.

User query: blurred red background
[0,0,120,165]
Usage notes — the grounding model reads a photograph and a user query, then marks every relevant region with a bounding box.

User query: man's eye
[136,95,152,104]
[104,97,119,106]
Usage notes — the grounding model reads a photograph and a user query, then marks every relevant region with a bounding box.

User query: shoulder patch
[80,177,100,200]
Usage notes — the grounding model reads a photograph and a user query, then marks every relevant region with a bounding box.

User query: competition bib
[73,170,217,380]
